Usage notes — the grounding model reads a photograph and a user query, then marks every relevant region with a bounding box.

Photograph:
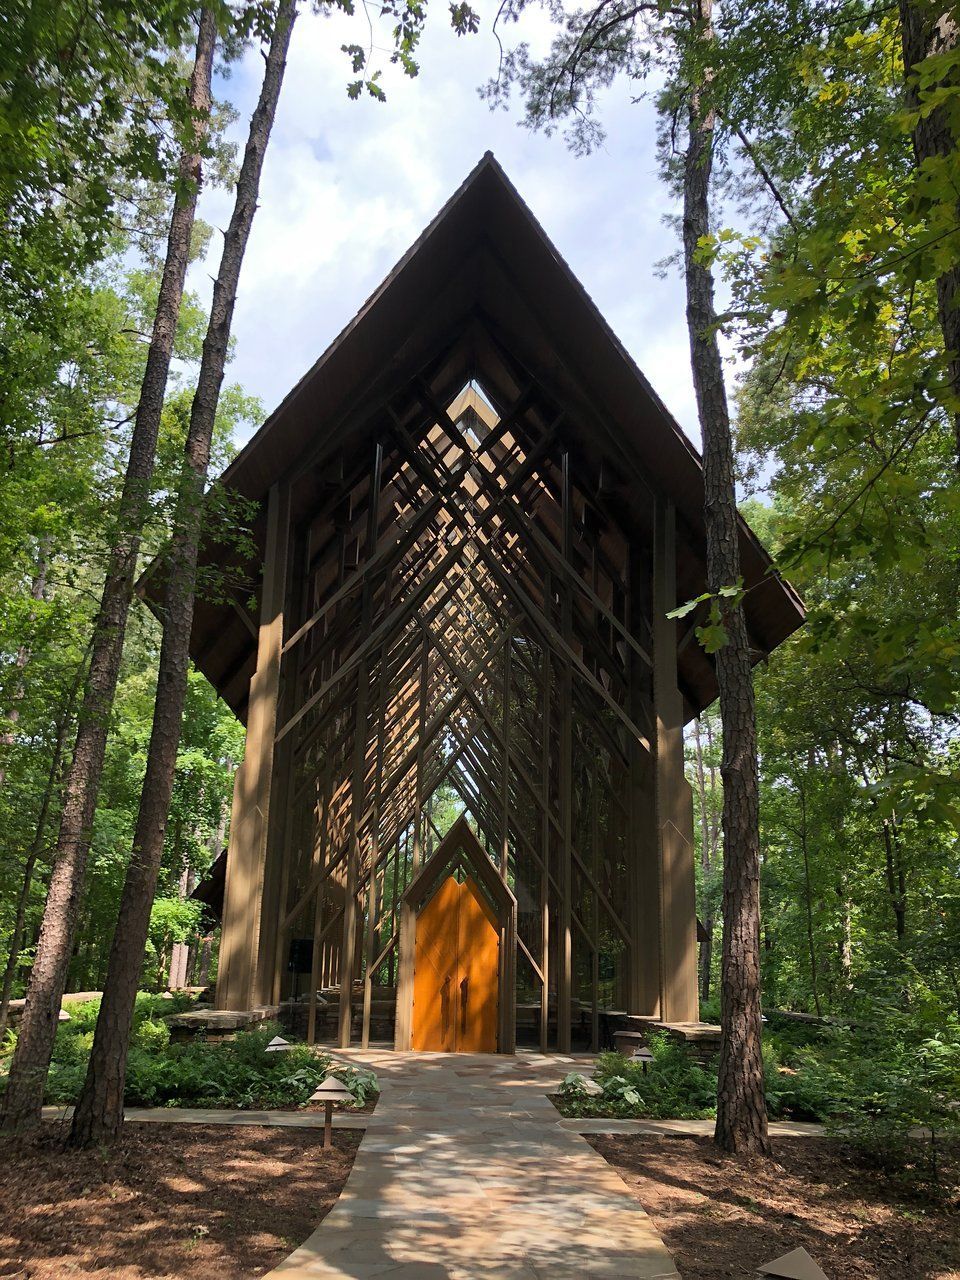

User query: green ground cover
[0,995,378,1111]
[557,1000,960,1193]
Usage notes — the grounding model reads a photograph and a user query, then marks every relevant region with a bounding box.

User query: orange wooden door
[455,876,500,1053]
[412,876,460,1052]
[412,875,499,1052]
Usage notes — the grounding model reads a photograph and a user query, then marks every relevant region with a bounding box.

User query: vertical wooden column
[260,522,305,1007]
[338,441,382,1047]
[626,546,661,1016]
[361,638,389,1048]
[216,481,291,1011]
[538,636,551,1053]
[653,497,699,1022]
[500,626,511,880]
[411,633,428,872]
[557,452,573,1052]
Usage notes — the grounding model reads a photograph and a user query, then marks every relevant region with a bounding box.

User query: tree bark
[797,778,822,1018]
[0,546,49,792]
[898,2,960,463]
[0,651,87,1040]
[683,0,770,1156]
[70,0,297,1149]
[881,815,907,940]
[692,716,714,1001]
[196,934,213,987]
[0,10,217,1136]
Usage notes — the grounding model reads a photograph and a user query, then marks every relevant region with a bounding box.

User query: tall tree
[486,0,771,1154]
[0,649,88,1039]
[69,0,298,1148]
[69,0,482,1147]
[0,9,218,1135]
[679,0,768,1153]
[898,2,960,462]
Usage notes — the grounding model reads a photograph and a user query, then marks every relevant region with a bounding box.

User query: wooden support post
[411,634,428,872]
[217,481,290,1011]
[500,626,511,881]
[590,761,600,1053]
[539,639,551,1054]
[338,442,382,1048]
[362,639,389,1049]
[653,497,699,1022]
[627,546,662,1017]
[557,452,573,1053]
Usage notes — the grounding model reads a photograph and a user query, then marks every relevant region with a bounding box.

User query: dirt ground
[0,1122,362,1279]
[590,1134,960,1280]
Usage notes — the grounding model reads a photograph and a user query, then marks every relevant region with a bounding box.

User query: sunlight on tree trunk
[683,0,770,1157]
[0,9,218,1136]
[69,0,299,1150]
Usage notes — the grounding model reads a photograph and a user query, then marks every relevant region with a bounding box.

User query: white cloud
[191,1,700,450]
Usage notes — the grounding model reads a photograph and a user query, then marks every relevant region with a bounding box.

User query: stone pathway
[264,1049,680,1280]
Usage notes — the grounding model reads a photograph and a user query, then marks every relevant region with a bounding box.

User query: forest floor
[591,1133,960,1279]
[0,1122,361,1279]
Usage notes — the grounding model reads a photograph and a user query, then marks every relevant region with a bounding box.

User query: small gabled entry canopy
[153,155,803,1053]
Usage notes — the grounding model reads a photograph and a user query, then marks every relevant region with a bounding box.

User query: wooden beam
[653,496,699,1022]
[216,480,291,1011]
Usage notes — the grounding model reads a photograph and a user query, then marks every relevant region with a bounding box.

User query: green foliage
[558,1041,718,1120]
[1,997,380,1111]
[816,995,960,1194]
[555,1008,960,1155]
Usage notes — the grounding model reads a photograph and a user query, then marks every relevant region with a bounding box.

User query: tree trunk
[0,546,49,792]
[683,0,770,1157]
[197,934,213,987]
[797,778,822,1018]
[692,717,714,1001]
[70,0,297,1149]
[881,815,907,940]
[0,651,87,1040]
[0,11,217,1136]
[898,2,960,463]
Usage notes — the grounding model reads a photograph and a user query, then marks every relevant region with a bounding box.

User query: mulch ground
[0,1122,362,1279]
[590,1134,960,1279]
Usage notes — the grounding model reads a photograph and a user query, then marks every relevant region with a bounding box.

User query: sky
[191,1,701,455]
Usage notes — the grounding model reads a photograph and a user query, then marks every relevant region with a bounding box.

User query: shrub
[134,1018,170,1053]
[1,996,381,1114]
[820,1010,960,1196]
[762,1037,840,1122]
[557,1039,717,1120]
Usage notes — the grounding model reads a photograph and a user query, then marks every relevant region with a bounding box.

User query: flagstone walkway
[264,1048,680,1280]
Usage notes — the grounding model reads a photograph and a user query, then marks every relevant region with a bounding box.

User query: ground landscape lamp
[310,1075,354,1151]
[265,1035,292,1052]
[630,1046,654,1074]
[756,1247,829,1280]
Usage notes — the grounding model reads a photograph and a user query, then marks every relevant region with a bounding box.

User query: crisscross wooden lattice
[240,349,682,1053]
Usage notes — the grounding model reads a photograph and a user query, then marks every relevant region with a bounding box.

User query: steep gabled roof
[161,152,803,719]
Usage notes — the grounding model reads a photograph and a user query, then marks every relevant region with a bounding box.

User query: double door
[412,874,499,1052]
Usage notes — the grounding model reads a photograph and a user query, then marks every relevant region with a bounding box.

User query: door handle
[460,976,468,1036]
[441,974,451,1041]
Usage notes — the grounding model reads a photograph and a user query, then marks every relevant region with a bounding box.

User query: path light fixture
[265,1035,292,1052]
[57,1009,71,1022]
[756,1246,829,1279]
[630,1046,654,1074]
[310,1075,354,1151]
